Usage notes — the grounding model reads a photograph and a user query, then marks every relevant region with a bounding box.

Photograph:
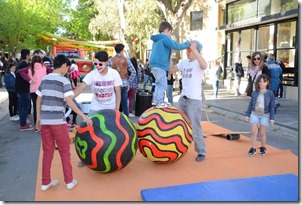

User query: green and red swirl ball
[75,109,137,173]
[135,106,193,164]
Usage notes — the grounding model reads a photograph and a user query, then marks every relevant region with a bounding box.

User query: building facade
[219,0,299,99]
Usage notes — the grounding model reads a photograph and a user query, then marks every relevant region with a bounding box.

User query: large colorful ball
[135,106,193,164]
[75,109,137,173]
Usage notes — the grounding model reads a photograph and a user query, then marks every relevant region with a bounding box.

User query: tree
[155,0,194,28]
[88,0,208,59]
[63,0,111,41]
[89,0,161,59]
[0,0,71,54]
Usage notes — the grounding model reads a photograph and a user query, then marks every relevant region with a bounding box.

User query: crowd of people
[0,20,286,192]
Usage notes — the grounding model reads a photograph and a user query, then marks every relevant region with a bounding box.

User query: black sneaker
[248,147,256,157]
[259,146,266,156]
[195,154,205,162]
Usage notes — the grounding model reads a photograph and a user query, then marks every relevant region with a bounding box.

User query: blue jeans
[151,67,167,103]
[143,74,151,91]
[178,96,206,155]
[213,80,219,97]
[17,93,30,127]
[120,86,129,116]
[166,84,173,105]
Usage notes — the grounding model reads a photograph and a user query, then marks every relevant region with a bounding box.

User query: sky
[71,0,78,10]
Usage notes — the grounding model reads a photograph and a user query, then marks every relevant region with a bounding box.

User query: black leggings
[30,93,37,125]
[8,91,18,117]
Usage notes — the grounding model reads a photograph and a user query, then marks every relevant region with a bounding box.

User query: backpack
[112,55,128,79]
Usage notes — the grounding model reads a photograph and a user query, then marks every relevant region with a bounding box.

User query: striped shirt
[129,68,142,89]
[36,73,74,125]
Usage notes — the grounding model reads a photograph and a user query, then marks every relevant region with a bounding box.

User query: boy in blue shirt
[149,21,191,107]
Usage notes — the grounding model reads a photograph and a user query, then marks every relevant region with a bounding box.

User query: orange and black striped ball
[135,106,193,164]
[75,109,137,173]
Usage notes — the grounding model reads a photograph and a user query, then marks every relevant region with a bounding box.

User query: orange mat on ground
[35,121,298,201]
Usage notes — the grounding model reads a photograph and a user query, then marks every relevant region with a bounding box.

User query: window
[257,25,274,51]
[258,0,298,17]
[227,0,257,24]
[190,11,203,30]
[276,20,296,85]
[277,21,296,49]
[226,32,240,66]
[240,29,255,67]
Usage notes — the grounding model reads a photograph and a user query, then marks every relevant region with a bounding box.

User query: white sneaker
[151,100,158,106]
[10,116,19,121]
[13,116,20,121]
[156,101,171,108]
[41,180,59,191]
[66,179,78,190]
[129,113,135,118]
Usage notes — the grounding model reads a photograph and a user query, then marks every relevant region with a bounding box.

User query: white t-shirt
[70,63,79,72]
[83,68,122,110]
[177,59,205,100]
[255,92,265,115]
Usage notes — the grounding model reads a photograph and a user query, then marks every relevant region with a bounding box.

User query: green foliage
[124,0,161,53]
[63,0,98,40]
[0,0,71,54]
[88,0,120,40]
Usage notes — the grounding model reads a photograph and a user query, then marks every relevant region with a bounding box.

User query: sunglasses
[94,62,104,66]
[253,57,261,61]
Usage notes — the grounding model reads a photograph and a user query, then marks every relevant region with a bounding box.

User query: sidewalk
[201,84,299,139]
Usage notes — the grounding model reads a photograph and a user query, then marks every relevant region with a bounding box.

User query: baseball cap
[192,40,203,53]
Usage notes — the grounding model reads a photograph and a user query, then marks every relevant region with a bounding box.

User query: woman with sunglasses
[244,52,271,97]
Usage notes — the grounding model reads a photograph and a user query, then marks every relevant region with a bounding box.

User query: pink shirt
[28,63,47,93]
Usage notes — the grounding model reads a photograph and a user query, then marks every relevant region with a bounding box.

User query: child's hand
[83,116,93,127]
[245,116,250,123]
[270,120,275,126]
[189,41,197,50]
[35,119,41,131]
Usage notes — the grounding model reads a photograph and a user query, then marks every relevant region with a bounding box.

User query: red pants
[41,124,73,185]
[128,88,137,113]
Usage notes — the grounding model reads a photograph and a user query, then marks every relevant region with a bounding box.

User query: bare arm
[66,96,93,126]
[35,96,42,130]
[114,86,121,111]
[73,81,88,99]
[169,59,180,74]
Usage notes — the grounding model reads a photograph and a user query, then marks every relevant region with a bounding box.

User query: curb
[209,105,299,140]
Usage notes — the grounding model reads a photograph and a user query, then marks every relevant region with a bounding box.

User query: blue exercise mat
[141,174,298,201]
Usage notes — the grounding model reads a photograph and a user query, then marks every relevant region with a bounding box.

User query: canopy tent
[38,33,119,51]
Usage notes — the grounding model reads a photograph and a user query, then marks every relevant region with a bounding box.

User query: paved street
[0,82,299,201]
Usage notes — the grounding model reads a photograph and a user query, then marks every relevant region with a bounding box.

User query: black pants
[73,78,78,87]
[8,91,18,117]
[30,93,38,125]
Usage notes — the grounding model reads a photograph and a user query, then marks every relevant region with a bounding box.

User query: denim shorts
[250,112,269,126]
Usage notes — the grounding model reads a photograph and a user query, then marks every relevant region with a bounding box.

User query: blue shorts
[250,112,269,126]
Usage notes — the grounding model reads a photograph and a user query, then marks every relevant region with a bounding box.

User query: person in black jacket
[277,58,285,98]
[234,57,244,96]
[15,49,33,131]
